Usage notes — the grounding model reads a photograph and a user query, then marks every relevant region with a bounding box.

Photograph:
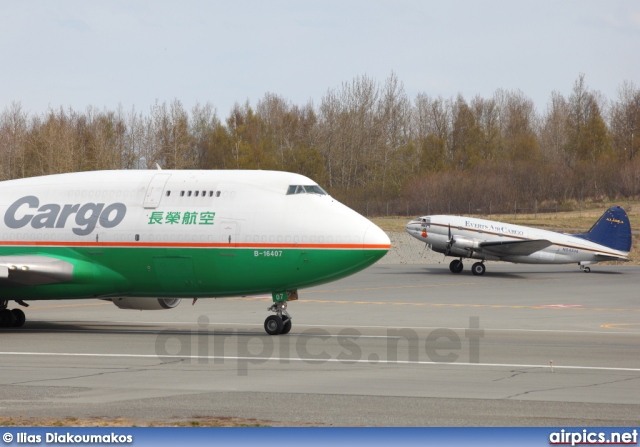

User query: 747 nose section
[364,223,391,249]
[363,223,391,264]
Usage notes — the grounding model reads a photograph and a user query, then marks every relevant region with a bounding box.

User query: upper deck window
[286,185,327,195]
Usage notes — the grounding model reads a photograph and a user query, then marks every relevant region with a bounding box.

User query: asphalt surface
[1,263,640,426]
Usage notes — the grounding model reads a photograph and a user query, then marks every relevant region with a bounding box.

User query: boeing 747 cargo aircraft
[0,170,390,334]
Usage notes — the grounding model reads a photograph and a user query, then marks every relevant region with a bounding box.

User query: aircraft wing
[479,239,552,257]
[0,255,74,287]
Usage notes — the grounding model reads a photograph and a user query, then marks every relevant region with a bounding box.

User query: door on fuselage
[153,256,200,292]
[220,221,238,245]
[144,173,171,209]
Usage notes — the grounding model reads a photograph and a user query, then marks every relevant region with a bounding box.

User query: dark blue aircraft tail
[574,206,632,252]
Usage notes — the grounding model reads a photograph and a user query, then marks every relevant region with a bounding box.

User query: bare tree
[565,74,612,163]
[539,91,569,164]
[611,80,640,161]
[0,102,28,180]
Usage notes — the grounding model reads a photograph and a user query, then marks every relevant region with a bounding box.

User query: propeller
[421,242,428,258]
[445,223,454,256]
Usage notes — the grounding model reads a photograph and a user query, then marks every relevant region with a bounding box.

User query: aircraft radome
[0,170,390,333]
[406,207,631,275]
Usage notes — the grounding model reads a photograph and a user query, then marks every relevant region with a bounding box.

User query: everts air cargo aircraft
[406,207,632,275]
[0,170,390,333]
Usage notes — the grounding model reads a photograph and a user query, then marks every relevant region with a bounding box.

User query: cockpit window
[286,185,327,195]
[411,217,430,226]
[305,185,328,195]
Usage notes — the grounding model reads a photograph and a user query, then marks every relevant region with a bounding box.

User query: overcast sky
[2,1,639,119]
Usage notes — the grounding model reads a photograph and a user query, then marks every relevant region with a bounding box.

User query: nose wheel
[264,315,283,335]
[264,302,292,335]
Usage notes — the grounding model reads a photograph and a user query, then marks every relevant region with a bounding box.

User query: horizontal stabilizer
[479,239,552,257]
[592,253,629,262]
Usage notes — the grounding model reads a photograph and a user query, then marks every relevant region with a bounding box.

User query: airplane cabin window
[180,191,185,197]
[209,191,214,197]
[195,191,199,197]
[188,191,192,197]
[216,191,221,197]
[166,191,171,196]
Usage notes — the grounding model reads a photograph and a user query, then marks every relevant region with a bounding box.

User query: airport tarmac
[1,263,639,426]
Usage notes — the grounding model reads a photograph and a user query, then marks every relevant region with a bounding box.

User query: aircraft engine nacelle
[111,297,181,310]
[452,237,481,252]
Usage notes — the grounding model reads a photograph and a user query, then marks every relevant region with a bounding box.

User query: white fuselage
[0,169,390,300]
[0,169,391,333]
[406,215,628,264]
[0,170,387,249]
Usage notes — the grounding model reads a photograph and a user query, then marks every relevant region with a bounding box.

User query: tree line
[1,73,639,216]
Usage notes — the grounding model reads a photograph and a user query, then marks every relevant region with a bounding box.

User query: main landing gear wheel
[449,259,464,274]
[0,309,16,328]
[0,301,28,328]
[581,266,591,273]
[471,262,486,276]
[11,308,26,327]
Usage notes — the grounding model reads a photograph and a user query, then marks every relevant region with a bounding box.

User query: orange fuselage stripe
[0,240,390,250]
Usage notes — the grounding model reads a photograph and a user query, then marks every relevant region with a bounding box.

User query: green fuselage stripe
[0,246,387,300]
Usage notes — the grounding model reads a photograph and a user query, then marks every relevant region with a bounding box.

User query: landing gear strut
[449,259,464,274]
[0,300,26,328]
[264,290,296,335]
[264,302,292,335]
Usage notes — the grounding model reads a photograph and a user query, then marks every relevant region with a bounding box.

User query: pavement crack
[6,357,189,386]
[157,358,186,366]
[7,367,150,386]
[504,374,640,400]
[492,369,531,382]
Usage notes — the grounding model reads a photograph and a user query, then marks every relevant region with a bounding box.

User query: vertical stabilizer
[574,206,632,253]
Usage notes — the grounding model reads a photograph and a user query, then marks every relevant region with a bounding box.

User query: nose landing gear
[263,290,296,335]
[264,302,292,335]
